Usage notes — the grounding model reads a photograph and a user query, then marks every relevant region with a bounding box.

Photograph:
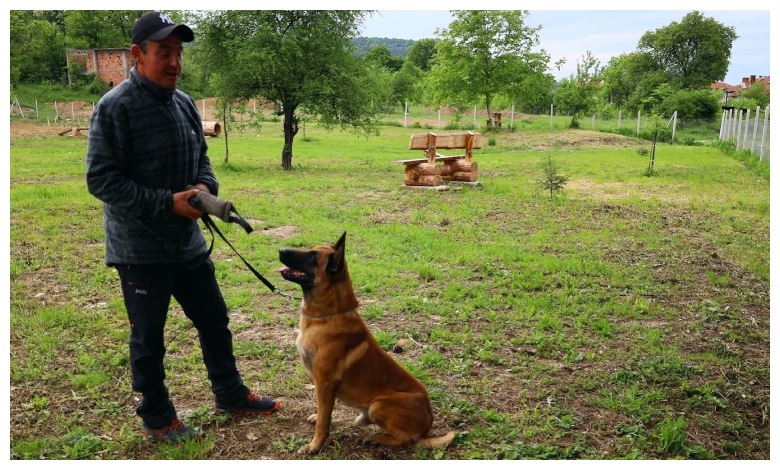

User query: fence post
[404,102,408,128]
[71,102,75,122]
[618,109,622,130]
[438,107,441,130]
[473,104,477,127]
[751,106,760,155]
[759,105,769,161]
[202,99,206,119]
[671,111,677,143]
[637,110,641,138]
[719,109,726,140]
[550,104,553,129]
[736,110,744,150]
[510,104,514,129]
[591,114,595,130]
[742,108,751,152]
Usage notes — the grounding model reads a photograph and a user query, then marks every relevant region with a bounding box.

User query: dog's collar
[300,310,352,319]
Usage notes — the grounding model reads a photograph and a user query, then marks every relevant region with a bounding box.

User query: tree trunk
[486,95,495,127]
[281,105,299,171]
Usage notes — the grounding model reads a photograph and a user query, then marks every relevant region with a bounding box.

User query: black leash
[200,213,293,300]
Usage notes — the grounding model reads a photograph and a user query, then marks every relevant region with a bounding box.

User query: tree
[426,10,553,127]
[657,88,721,119]
[363,45,404,73]
[637,11,737,89]
[64,10,145,49]
[10,11,67,85]
[739,81,770,108]
[196,10,379,170]
[406,38,438,72]
[392,62,424,106]
[552,52,602,128]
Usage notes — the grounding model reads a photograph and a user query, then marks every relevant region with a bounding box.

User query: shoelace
[168,419,185,432]
[246,392,261,402]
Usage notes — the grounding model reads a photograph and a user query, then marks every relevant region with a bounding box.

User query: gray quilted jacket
[86,67,218,266]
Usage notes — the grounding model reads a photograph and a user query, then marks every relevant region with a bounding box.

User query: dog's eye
[308,252,317,262]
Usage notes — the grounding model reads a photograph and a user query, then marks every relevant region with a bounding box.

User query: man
[86,11,279,445]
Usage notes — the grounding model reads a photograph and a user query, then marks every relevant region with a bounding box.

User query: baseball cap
[131,11,194,45]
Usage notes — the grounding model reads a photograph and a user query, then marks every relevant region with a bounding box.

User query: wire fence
[719,106,771,163]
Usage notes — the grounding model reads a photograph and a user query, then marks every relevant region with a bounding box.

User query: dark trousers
[116,259,249,428]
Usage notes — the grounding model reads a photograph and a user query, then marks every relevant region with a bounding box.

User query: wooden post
[426,132,437,164]
[465,131,474,162]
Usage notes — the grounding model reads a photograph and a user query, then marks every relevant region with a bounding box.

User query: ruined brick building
[66,48,133,88]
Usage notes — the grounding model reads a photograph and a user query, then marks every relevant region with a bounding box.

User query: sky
[358,9,771,87]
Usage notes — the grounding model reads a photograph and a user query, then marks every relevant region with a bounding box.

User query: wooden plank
[409,131,483,150]
[392,155,466,165]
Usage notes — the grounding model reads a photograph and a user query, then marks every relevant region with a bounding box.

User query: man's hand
[172,188,204,220]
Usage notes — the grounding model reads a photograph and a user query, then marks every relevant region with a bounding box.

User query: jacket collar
[130,67,176,103]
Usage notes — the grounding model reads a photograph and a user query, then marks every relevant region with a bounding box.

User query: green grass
[9,116,769,460]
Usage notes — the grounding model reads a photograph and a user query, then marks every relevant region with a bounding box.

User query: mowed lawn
[9,121,770,460]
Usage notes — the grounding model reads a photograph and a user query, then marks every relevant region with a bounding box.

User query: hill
[352,37,415,57]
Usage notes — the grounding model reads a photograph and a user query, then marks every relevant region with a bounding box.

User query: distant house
[711,75,770,103]
[66,48,133,88]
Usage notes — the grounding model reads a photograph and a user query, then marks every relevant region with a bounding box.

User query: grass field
[8,118,770,460]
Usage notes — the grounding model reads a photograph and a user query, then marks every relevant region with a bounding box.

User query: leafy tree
[552,52,602,128]
[10,10,67,85]
[657,88,721,119]
[738,82,770,108]
[64,10,145,49]
[600,54,640,109]
[392,62,424,106]
[406,38,438,72]
[196,10,379,170]
[426,10,553,127]
[363,45,405,73]
[637,11,737,89]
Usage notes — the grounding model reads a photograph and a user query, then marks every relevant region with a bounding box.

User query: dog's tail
[417,431,456,448]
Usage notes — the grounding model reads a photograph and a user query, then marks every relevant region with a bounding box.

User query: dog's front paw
[305,413,318,424]
[297,442,321,455]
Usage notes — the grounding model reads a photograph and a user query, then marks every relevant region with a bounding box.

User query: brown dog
[278,232,455,454]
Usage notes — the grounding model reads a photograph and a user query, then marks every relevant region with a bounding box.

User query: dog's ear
[327,232,347,274]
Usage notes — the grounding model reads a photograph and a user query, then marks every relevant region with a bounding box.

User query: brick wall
[67,48,133,87]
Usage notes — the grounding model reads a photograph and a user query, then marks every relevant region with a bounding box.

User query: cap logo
[159,13,174,25]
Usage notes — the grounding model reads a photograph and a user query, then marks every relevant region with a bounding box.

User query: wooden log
[405,162,440,178]
[441,160,477,176]
[442,171,478,182]
[404,163,441,186]
[58,128,73,136]
[404,174,442,186]
[202,121,222,137]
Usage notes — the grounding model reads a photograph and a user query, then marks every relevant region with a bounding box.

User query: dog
[278,232,455,454]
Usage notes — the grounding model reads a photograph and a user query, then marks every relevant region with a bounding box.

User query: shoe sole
[215,400,281,416]
[141,429,203,445]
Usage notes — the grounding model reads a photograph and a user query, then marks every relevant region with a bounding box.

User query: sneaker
[215,391,280,416]
[141,418,202,445]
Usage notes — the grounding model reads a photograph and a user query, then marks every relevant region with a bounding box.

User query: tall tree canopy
[426,10,553,126]
[406,38,438,72]
[637,10,737,89]
[196,10,379,170]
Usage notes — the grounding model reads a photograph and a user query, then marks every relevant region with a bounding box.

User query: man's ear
[327,232,347,274]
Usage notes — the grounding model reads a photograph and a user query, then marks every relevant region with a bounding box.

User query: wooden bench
[392,131,483,188]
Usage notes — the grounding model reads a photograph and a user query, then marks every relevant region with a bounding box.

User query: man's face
[133,34,184,89]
